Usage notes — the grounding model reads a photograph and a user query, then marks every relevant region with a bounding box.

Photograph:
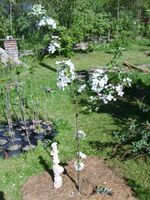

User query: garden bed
[22,157,136,200]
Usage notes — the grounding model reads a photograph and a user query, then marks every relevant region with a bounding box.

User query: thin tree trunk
[71,84,81,193]
[117,0,120,19]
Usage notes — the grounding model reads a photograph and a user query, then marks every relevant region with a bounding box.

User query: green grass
[0,144,52,200]
[40,44,150,71]
[0,42,150,200]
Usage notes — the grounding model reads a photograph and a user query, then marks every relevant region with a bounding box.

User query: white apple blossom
[99,93,114,104]
[77,152,87,159]
[29,4,46,17]
[53,41,60,48]
[56,60,76,90]
[78,84,86,93]
[92,69,104,78]
[116,84,124,97]
[38,16,56,29]
[52,35,60,40]
[48,44,56,54]
[38,18,45,26]
[48,41,60,54]
[89,69,132,104]
[74,161,85,171]
[90,70,108,93]
[107,94,114,101]
[57,76,70,90]
[78,130,86,138]
[123,77,132,87]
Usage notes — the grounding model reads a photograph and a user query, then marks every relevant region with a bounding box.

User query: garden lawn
[0,42,150,200]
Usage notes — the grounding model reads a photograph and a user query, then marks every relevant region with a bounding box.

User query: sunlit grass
[0,43,150,200]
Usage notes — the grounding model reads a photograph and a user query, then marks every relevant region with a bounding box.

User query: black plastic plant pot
[14,131,22,141]
[42,124,53,133]
[22,133,31,142]
[30,136,37,145]
[34,132,45,141]
[44,127,53,136]
[22,140,37,152]
[0,128,5,137]
[45,130,57,140]
[51,130,58,138]
[0,136,10,149]
[8,148,22,157]
[0,148,4,159]
[0,125,9,136]
[0,132,4,137]
[22,136,37,151]
[8,140,22,157]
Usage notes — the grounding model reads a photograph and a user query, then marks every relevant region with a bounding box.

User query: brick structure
[4,38,19,59]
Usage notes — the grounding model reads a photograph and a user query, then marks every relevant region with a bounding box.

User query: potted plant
[21,125,37,152]
[0,135,10,149]
[0,146,4,159]
[7,140,22,157]
[0,126,7,137]
[42,120,58,139]
[33,123,45,141]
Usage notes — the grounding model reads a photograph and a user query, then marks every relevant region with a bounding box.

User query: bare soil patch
[22,157,136,200]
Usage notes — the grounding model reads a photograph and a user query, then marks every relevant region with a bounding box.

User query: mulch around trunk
[22,156,137,200]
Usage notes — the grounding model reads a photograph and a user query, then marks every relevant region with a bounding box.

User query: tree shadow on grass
[124,178,150,200]
[88,141,114,152]
[82,79,150,160]
[38,156,54,182]
[79,79,150,123]
[40,63,57,72]
[0,191,5,200]
[111,80,149,118]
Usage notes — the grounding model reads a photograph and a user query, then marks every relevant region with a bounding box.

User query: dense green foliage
[113,119,150,158]
[0,0,149,52]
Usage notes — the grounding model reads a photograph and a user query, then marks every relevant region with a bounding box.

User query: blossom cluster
[56,60,132,104]
[38,16,56,29]
[56,60,75,90]
[31,4,59,55]
[77,130,86,138]
[74,160,85,171]
[30,4,56,29]
[78,69,132,104]
[74,151,87,171]
[29,4,46,17]
[48,36,60,54]
[77,84,86,93]
[74,130,87,171]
